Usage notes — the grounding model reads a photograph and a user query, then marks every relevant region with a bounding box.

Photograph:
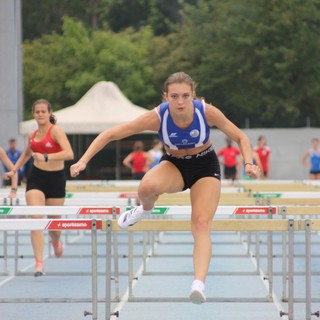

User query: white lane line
[112,232,162,315]
[242,235,285,313]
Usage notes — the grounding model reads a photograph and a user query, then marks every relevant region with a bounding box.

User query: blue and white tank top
[310,149,320,171]
[157,100,210,150]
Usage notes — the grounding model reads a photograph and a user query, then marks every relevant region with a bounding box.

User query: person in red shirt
[253,135,271,178]
[123,140,154,179]
[217,137,240,181]
[6,99,74,276]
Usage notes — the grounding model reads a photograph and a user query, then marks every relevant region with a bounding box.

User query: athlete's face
[33,103,51,124]
[164,83,195,114]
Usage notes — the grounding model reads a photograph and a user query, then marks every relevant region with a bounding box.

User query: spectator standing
[253,135,271,178]
[0,146,18,197]
[217,137,241,181]
[123,140,154,179]
[2,138,23,186]
[301,138,320,180]
[148,138,164,169]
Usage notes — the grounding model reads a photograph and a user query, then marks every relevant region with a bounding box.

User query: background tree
[169,0,320,127]
[22,0,320,127]
[22,0,101,39]
[22,0,193,39]
[23,18,155,117]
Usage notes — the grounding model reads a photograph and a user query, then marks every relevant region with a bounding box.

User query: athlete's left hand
[246,164,261,179]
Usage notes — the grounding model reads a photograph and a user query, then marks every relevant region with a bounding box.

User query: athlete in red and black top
[6,99,73,277]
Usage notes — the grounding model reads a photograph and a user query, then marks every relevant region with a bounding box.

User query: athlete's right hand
[70,160,87,177]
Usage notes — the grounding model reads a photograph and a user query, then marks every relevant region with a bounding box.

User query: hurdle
[0,201,127,276]
[140,205,277,289]
[0,205,123,310]
[105,202,319,315]
[142,206,276,301]
[277,206,320,305]
[2,215,319,320]
[103,218,300,320]
[0,192,136,269]
[251,191,320,207]
[0,218,103,320]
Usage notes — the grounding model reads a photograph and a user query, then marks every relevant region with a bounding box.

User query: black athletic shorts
[224,165,237,179]
[161,145,221,191]
[26,165,66,199]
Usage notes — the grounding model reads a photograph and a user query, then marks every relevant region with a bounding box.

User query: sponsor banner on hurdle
[0,219,103,230]
[77,207,120,215]
[253,192,282,198]
[46,219,103,230]
[253,191,320,199]
[65,191,138,199]
[0,206,120,216]
[232,206,277,215]
[123,206,277,216]
[3,205,276,216]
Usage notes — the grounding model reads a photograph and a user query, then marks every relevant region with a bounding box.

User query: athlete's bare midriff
[164,140,213,157]
[33,160,65,172]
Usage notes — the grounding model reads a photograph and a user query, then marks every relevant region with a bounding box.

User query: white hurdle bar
[252,191,320,199]
[1,196,135,206]
[0,205,121,216]
[0,204,278,217]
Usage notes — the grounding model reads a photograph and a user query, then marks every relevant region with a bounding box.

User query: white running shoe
[189,280,206,304]
[117,206,145,228]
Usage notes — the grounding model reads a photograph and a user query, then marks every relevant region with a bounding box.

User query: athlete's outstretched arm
[70,110,159,177]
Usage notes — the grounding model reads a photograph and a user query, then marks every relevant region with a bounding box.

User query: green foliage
[23,0,188,39]
[22,0,91,40]
[23,17,156,118]
[94,0,185,35]
[22,0,320,127]
[169,0,320,127]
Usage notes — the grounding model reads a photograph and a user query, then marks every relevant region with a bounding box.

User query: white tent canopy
[19,81,148,135]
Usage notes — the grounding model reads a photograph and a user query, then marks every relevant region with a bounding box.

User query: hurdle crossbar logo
[119,192,138,199]
[0,207,12,215]
[45,220,103,230]
[253,192,282,198]
[125,206,169,215]
[233,207,277,215]
[77,207,120,215]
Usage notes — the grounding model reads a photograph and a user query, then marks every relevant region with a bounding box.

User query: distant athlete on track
[301,138,320,180]
[6,99,74,276]
[70,72,261,303]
